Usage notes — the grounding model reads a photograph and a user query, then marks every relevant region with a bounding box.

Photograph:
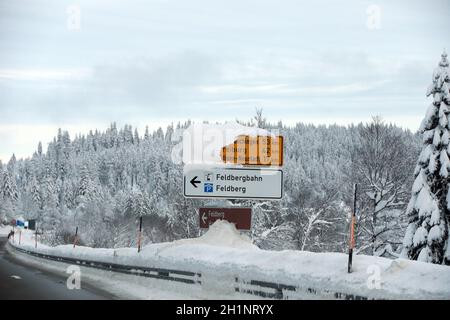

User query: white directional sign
[183,165,283,200]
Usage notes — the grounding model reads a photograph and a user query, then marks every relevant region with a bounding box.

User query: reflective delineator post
[73,226,78,248]
[138,216,143,253]
[19,230,22,245]
[348,183,357,273]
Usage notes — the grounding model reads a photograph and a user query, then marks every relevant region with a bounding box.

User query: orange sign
[349,216,356,249]
[220,135,283,166]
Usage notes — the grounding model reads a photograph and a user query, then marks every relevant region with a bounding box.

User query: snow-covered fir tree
[402,51,450,265]
[1,170,19,202]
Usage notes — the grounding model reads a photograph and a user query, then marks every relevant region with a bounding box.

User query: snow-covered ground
[7,221,450,300]
[0,224,13,237]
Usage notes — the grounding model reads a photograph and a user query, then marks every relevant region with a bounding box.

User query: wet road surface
[0,237,115,300]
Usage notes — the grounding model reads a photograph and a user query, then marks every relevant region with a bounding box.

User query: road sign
[199,207,252,230]
[28,219,36,231]
[184,165,283,199]
[220,135,283,166]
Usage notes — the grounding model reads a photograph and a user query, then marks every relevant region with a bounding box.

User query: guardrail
[9,243,201,285]
[7,241,371,300]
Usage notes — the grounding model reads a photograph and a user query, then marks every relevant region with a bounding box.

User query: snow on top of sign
[182,122,275,164]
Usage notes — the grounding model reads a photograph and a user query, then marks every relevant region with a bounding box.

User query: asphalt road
[0,237,115,300]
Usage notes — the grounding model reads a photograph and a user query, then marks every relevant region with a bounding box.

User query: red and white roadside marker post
[348,184,357,273]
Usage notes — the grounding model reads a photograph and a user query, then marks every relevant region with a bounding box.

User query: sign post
[73,226,78,249]
[35,223,38,249]
[199,207,252,230]
[184,166,283,200]
[137,216,143,253]
[348,184,357,273]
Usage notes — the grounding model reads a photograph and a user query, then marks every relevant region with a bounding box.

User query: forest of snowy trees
[0,115,420,257]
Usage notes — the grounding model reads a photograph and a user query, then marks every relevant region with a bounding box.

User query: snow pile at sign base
[169,220,257,250]
[8,221,450,300]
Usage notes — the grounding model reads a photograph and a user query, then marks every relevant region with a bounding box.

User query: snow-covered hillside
[8,221,450,300]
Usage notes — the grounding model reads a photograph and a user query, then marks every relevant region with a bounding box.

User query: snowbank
[8,221,450,300]
[166,220,258,250]
[0,224,13,237]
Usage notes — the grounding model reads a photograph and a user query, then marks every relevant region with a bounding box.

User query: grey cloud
[0,51,221,123]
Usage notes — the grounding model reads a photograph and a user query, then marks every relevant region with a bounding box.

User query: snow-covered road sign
[183,165,283,199]
[199,207,252,230]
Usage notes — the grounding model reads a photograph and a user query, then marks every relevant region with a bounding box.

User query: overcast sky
[0,0,449,163]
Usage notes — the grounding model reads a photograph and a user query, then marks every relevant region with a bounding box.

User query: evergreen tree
[98,157,112,188]
[1,170,19,202]
[7,154,17,174]
[154,127,164,140]
[37,141,43,156]
[77,165,98,201]
[30,175,42,210]
[144,126,150,141]
[123,187,150,217]
[134,128,140,145]
[402,52,450,264]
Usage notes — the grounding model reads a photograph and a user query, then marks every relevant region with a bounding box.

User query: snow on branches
[403,52,450,265]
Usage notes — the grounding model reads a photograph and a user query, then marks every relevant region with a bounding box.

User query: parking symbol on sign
[204,183,214,193]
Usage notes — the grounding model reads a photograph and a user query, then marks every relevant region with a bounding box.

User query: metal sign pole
[348,184,357,273]
[73,226,78,248]
[35,223,38,249]
[138,216,143,253]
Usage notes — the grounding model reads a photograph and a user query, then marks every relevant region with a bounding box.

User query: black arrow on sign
[190,176,201,188]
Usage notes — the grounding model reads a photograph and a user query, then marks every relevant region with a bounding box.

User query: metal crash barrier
[8,242,371,300]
